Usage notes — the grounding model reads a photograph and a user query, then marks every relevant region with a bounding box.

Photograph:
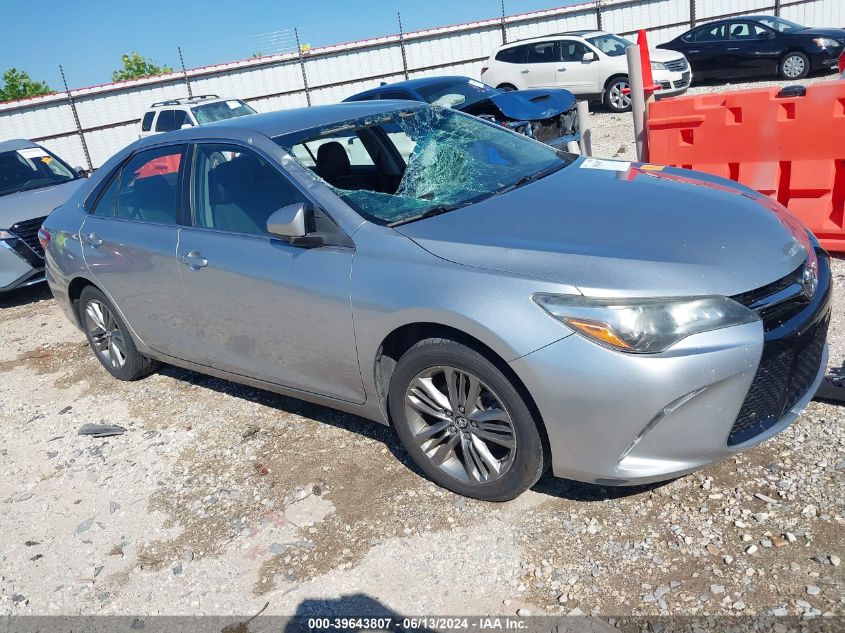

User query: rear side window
[141,111,155,132]
[495,45,526,64]
[525,42,558,64]
[689,24,728,42]
[92,146,184,223]
[155,110,177,132]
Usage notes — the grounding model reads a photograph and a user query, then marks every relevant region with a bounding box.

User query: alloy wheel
[783,55,806,79]
[404,366,516,484]
[609,79,632,111]
[84,299,127,369]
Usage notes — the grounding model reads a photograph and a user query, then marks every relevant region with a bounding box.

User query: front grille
[664,57,689,72]
[9,216,46,259]
[728,315,828,446]
[731,261,811,331]
[658,80,672,90]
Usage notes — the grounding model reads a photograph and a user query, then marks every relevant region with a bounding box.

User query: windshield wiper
[388,202,467,227]
[493,161,569,197]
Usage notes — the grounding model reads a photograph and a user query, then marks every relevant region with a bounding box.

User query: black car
[658,15,845,81]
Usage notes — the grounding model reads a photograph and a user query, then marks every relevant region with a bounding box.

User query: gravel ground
[0,72,843,621]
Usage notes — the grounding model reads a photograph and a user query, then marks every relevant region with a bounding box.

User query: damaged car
[44,102,830,501]
[345,76,579,149]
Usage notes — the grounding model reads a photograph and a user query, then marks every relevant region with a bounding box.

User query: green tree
[112,52,173,82]
[0,68,52,101]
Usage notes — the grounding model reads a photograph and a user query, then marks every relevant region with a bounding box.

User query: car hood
[460,89,576,121]
[0,179,85,228]
[793,27,845,39]
[650,48,687,63]
[394,160,808,297]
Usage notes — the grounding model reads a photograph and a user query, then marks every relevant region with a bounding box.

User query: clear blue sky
[3,0,581,90]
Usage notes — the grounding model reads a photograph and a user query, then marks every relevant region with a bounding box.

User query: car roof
[132,100,422,149]
[146,94,235,109]
[499,30,605,47]
[0,139,41,153]
[346,76,478,100]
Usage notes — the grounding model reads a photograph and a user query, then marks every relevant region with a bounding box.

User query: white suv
[138,95,257,138]
[482,30,692,112]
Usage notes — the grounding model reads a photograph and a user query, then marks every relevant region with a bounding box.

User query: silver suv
[138,94,256,138]
[43,102,830,500]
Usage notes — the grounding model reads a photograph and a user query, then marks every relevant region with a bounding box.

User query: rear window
[495,45,526,64]
[141,111,155,132]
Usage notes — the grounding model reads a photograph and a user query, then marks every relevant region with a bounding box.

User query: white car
[138,95,257,138]
[481,30,692,113]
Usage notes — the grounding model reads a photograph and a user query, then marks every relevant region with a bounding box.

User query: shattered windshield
[192,100,257,125]
[275,107,572,226]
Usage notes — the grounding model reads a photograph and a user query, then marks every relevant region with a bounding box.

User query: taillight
[839,51,845,74]
[481,66,488,75]
[38,227,51,250]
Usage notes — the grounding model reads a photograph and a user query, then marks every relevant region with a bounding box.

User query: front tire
[77,286,158,381]
[604,76,632,113]
[780,51,809,80]
[388,338,546,501]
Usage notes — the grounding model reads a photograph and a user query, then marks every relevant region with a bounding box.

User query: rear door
[80,144,188,354]
[520,41,560,88]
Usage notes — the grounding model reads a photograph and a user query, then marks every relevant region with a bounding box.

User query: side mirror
[74,167,87,178]
[266,202,324,247]
[764,30,776,39]
[582,51,597,62]
[180,123,194,130]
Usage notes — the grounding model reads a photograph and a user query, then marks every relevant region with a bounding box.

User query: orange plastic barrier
[647,81,845,252]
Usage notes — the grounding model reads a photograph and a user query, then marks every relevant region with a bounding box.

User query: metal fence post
[59,65,92,172]
[774,0,781,16]
[398,12,410,80]
[178,46,193,98]
[595,0,603,31]
[294,28,312,106]
[500,0,507,45]
[690,0,697,27]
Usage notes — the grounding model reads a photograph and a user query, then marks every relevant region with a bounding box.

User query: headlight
[651,61,667,70]
[532,294,760,354]
[813,37,838,48]
[0,229,14,240]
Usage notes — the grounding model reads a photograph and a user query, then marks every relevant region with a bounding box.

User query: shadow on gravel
[156,364,426,476]
[0,282,52,308]
[531,470,672,502]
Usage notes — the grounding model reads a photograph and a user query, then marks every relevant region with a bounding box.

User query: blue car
[345,76,579,149]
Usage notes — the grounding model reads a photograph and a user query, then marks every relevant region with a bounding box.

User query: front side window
[275,107,573,226]
[0,146,76,197]
[729,22,768,39]
[559,41,589,62]
[755,17,804,33]
[93,146,184,223]
[192,144,306,235]
[191,100,257,125]
[172,110,191,129]
[585,34,633,57]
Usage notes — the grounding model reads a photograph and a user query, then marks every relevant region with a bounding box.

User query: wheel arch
[67,276,99,328]
[373,322,551,453]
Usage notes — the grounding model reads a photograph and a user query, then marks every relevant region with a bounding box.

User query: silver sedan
[43,101,831,500]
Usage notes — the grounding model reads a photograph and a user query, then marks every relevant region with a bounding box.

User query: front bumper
[0,239,44,293]
[511,256,831,486]
[653,68,692,98]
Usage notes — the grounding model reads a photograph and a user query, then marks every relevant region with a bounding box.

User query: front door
[80,144,188,354]
[554,39,600,94]
[176,142,365,403]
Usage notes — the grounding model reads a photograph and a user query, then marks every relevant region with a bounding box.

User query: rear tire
[604,76,632,113]
[388,337,546,501]
[779,51,809,80]
[77,286,158,381]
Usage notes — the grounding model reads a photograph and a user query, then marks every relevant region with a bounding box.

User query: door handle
[688,49,700,54]
[521,69,530,74]
[83,233,103,247]
[557,67,567,72]
[179,250,208,269]
[727,47,740,51]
